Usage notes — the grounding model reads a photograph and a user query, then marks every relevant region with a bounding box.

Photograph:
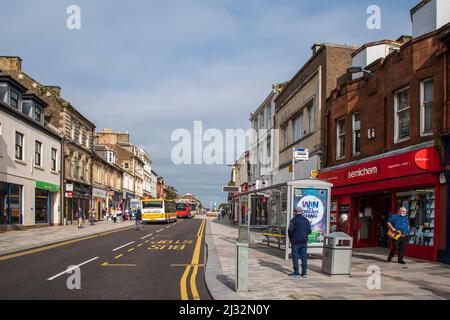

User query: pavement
[0,218,210,300]
[205,215,450,300]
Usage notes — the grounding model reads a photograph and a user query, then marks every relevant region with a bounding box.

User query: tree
[165,185,179,199]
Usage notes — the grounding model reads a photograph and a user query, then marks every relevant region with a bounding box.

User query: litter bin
[321,232,353,275]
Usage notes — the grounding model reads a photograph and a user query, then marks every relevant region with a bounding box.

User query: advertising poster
[293,188,328,244]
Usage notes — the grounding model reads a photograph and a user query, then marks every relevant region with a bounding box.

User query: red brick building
[319,17,450,261]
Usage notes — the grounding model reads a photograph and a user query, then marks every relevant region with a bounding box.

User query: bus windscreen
[143,201,163,209]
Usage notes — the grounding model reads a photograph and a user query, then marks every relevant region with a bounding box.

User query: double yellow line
[180,218,205,300]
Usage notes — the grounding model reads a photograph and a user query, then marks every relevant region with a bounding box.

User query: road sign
[222,186,239,192]
[293,148,309,161]
[66,184,73,192]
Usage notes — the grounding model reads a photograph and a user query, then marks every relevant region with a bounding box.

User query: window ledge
[51,170,60,176]
[14,159,26,165]
[34,165,45,171]
[394,137,410,144]
[420,132,433,137]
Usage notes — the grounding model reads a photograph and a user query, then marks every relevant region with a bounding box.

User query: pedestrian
[387,207,410,264]
[76,207,85,229]
[135,207,142,231]
[112,208,117,223]
[117,208,122,223]
[338,214,350,235]
[221,209,226,219]
[288,209,312,278]
[89,207,96,226]
[102,206,107,221]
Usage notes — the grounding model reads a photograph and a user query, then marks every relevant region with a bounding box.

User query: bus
[176,201,191,218]
[141,198,177,223]
[189,202,198,217]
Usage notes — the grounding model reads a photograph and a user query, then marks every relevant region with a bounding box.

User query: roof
[351,40,403,57]
[410,0,432,17]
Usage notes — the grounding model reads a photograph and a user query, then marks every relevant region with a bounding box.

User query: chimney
[0,56,22,72]
[411,0,450,38]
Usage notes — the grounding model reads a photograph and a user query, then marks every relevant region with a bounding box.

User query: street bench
[262,233,285,249]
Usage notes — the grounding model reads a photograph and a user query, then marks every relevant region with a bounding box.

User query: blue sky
[1,0,419,207]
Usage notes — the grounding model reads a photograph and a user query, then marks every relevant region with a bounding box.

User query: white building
[0,72,62,227]
[150,170,157,198]
[249,90,278,190]
[139,148,153,198]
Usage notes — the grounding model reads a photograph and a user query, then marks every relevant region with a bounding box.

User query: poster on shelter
[293,188,328,244]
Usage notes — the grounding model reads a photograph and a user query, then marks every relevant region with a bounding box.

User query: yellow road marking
[0,227,133,261]
[128,248,135,252]
[137,244,143,247]
[115,254,124,259]
[180,218,205,300]
[171,264,205,267]
[101,262,136,267]
[145,240,149,243]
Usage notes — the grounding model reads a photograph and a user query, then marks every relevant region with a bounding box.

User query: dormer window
[34,106,42,122]
[10,89,19,109]
[22,94,46,124]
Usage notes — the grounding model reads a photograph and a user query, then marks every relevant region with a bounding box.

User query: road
[0,218,211,300]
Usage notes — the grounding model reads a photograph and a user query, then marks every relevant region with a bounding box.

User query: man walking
[288,209,312,278]
[387,207,410,264]
[76,207,85,229]
[135,207,142,231]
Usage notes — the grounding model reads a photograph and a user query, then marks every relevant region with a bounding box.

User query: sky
[0,0,419,208]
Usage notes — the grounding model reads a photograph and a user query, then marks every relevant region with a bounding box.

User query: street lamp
[347,66,373,77]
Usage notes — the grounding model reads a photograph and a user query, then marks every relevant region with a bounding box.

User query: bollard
[235,241,249,292]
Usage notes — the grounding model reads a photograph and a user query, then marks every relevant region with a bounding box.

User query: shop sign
[293,148,309,161]
[319,147,441,187]
[108,191,115,196]
[65,192,73,198]
[35,180,60,192]
[293,188,328,244]
[66,184,73,192]
[92,188,107,199]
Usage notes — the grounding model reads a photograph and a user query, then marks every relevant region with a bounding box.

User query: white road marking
[156,229,164,233]
[112,241,135,252]
[140,233,153,240]
[47,257,99,281]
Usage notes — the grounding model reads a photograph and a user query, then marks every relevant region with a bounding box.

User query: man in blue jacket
[387,207,410,264]
[288,209,312,278]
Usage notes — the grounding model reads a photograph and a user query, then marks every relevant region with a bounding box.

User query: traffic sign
[293,148,309,161]
[222,186,239,192]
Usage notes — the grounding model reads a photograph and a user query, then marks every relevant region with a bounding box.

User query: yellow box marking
[114,254,124,259]
[128,248,135,252]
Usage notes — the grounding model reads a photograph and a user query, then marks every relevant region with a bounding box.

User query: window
[22,101,33,117]
[15,132,24,160]
[34,106,42,123]
[124,162,129,169]
[394,88,410,142]
[51,148,57,171]
[79,127,84,145]
[420,79,434,136]
[293,111,304,142]
[267,106,272,128]
[307,102,314,133]
[283,125,289,147]
[336,118,346,159]
[35,141,42,166]
[352,113,361,155]
[85,133,90,149]
[10,89,19,109]
[0,86,8,103]
[71,121,75,140]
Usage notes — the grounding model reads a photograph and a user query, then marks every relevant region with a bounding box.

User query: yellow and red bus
[141,198,177,223]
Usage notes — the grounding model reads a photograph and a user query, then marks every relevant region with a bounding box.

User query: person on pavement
[76,207,85,229]
[135,207,142,231]
[387,207,410,264]
[288,209,312,278]
[89,207,96,225]
[102,206,107,221]
[338,214,350,235]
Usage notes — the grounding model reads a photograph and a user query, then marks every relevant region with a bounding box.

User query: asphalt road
[0,218,211,300]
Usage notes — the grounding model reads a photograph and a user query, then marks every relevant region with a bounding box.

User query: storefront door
[355,194,390,247]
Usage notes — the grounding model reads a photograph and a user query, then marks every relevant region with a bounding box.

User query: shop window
[15,131,24,160]
[420,79,434,136]
[394,87,410,142]
[336,118,346,159]
[1,182,22,225]
[35,189,49,224]
[395,189,435,247]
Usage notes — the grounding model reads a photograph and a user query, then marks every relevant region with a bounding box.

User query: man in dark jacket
[134,207,142,231]
[288,209,312,278]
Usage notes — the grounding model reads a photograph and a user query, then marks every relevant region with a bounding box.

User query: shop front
[319,145,442,261]
[92,187,107,220]
[34,180,59,225]
[65,182,92,225]
[0,182,22,225]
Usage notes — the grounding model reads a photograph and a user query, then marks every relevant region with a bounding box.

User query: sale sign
[293,188,328,244]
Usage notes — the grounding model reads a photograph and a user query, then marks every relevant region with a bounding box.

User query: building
[95,129,145,210]
[140,148,153,198]
[150,170,158,198]
[0,71,62,228]
[273,43,358,184]
[230,151,250,224]
[92,145,124,219]
[156,176,165,199]
[319,0,450,262]
[0,57,95,225]
[249,89,278,190]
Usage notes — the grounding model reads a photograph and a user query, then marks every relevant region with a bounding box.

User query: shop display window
[35,189,49,224]
[395,189,435,246]
[0,182,22,225]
